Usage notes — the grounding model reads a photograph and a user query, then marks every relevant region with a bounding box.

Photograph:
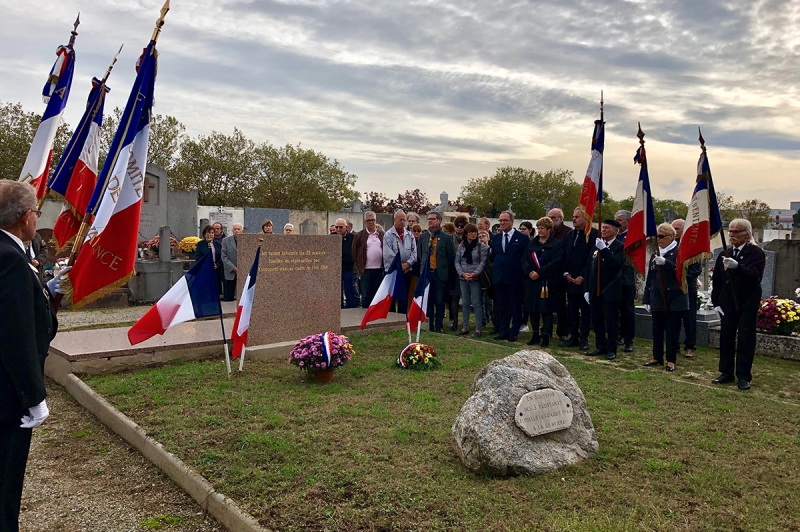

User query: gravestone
[515,389,574,438]
[138,163,168,241]
[167,189,198,239]
[544,190,562,216]
[299,219,319,235]
[662,207,676,223]
[236,234,341,345]
[209,211,234,236]
[244,208,290,234]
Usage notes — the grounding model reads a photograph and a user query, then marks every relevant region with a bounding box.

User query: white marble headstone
[514,388,573,437]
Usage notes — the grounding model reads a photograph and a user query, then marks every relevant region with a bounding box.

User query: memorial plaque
[514,389,573,438]
[236,234,341,345]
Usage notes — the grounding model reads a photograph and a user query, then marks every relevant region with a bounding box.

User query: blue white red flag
[231,247,261,358]
[407,251,431,332]
[361,252,406,330]
[624,143,657,275]
[69,43,158,309]
[578,120,604,239]
[50,78,110,252]
[19,44,76,197]
[675,139,723,291]
[127,253,222,345]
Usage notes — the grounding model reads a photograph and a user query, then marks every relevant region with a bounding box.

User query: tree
[0,100,71,182]
[251,143,358,211]
[100,107,186,174]
[715,190,738,222]
[735,199,771,229]
[363,191,392,213]
[459,167,580,219]
[613,195,688,225]
[389,189,431,215]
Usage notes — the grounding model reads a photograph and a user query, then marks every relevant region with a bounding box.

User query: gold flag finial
[102,44,124,82]
[151,0,171,42]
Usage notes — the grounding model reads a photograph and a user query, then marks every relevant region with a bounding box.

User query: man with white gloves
[0,180,62,529]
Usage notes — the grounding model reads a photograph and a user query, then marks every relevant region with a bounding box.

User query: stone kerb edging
[59,373,268,532]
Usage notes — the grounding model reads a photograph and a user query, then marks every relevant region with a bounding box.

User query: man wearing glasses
[548,208,572,341]
[418,211,455,333]
[335,218,358,308]
[710,219,766,390]
[352,211,385,308]
[490,211,529,341]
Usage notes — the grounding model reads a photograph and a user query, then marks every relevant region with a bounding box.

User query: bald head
[548,208,564,228]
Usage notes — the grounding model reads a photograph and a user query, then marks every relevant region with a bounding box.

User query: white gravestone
[515,389,574,437]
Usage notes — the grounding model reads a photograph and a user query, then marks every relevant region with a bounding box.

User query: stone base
[634,306,720,347]
[708,327,800,361]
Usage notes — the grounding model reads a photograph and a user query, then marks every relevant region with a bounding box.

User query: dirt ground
[19,379,223,532]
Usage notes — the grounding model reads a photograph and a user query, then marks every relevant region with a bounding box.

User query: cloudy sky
[1,0,798,208]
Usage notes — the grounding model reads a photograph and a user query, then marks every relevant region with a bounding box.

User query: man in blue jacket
[491,211,529,342]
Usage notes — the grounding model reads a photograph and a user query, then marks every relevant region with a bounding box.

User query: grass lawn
[83,331,800,531]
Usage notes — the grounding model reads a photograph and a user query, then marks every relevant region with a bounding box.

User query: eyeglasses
[412,229,422,233]
[365,219,376,223]
[499,218,511,223]
[656,234,669,239]
[728,229,745,234]
[335,225,344,228]
[28,209,42,218]
[455,224,465,229]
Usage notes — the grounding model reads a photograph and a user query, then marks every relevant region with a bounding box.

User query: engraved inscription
[514,389,573,438]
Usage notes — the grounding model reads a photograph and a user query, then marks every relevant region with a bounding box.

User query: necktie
[732,248,739,259]
[504,232,509,253]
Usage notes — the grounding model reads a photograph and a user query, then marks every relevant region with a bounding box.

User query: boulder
[451,350,598,476]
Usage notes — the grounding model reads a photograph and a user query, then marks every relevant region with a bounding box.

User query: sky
[1,0,798,209]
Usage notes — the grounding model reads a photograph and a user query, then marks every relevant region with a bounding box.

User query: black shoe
[712,374,735,384]
[540,335,550,348]
[526,336,541,346]
[617,338,625,346]
[435,328,444,334]
[457,330,469,336]
[737,379,751,390]
[450,322,457,332]
[508,336,518,342]
[579,341,590,351]
[643,360,663,367]
[624,342,633,353]
[559,339,579,348]
[587,349,604,357]
[605,352,617,361]
[472,331,482,338]
[494,333,508,341]
[666,364,675,372]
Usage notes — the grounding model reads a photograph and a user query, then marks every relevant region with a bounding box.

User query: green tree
[459,167,579,219]
[100,107,186,174]
[735,198,772,229]
[612,195,688,224]
[715,190,738,222]
[0,100,71,181]
[251,143,357,211]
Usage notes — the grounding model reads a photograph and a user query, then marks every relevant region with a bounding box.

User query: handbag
[478,244,492,290]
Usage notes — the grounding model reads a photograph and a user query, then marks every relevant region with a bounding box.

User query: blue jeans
[460,279,483,331]
[428,272,447,331]
[360,268,384,308]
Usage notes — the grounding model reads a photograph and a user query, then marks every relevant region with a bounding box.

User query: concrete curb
[50,367,268,532]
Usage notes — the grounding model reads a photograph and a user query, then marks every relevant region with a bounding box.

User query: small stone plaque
[515,389,573,437]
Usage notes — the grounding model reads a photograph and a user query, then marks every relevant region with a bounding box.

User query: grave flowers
[756,297,800,336]
[289,331,354,383]
[397,343,440,371]
[178,236,201,255]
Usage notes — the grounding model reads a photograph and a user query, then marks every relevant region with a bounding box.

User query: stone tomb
[138,163,198,240]
[515,389,573,438]
[236,234,341,345]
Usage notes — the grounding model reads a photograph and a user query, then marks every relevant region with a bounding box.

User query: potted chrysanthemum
[289,331,354,383]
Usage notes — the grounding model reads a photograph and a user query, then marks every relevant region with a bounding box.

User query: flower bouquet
[397,343,440,371]
[178,236,201,254]
[289,331,354,382]
[756,297,800,336]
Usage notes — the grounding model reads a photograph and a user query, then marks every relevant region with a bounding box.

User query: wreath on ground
[397,343,440,371]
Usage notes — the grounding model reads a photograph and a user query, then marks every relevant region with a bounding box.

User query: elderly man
[491,211,529,341]
[383,210,417,313]
[283,223,294,234]
[477,217,491,233]
[614,209,636,352]
[0,180,66,529]
[711,219,766,390]
[548,208,572,339]
[407,212,420,230]
[586,219,625,360]
[672,219,702,357]
[560,208,598,350]
[352,211,385,308]
[221,223,243,301]
[419,211,455,333]
[335,218,357,308]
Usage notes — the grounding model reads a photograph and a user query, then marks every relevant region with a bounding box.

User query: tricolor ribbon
[399,343,421,368]
[321,331,334,368]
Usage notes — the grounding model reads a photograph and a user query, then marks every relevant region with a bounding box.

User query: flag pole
[595,91,604,297]
[639,123,668,303]
[221,313,231,376]
[237,236,264,378]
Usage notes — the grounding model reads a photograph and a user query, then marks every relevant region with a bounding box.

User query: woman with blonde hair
[522,216,563,347]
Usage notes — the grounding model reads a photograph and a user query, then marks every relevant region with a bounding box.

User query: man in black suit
[490,211,529,341]
[560,208,598,351]
[711,219,766,390]
[418,211,455,333]
[0,180,65,530]
[585,219,626,360]
[615,210,636,352]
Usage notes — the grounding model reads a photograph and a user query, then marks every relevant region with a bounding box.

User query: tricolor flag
[675,132,723,292]
[578,119,604,239]
[361,252,406,330]
[127,253,222,345]
[231,247,261,358]
[19,43,76,197]
[624,138,657,275]
[407,251,430,333]
[50,78,110,252]
[69,43,158,309]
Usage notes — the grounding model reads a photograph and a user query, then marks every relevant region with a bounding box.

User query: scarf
[463,237,478,264]
[659,240,677,256]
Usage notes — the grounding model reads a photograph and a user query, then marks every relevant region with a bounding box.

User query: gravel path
[20,379,223,532]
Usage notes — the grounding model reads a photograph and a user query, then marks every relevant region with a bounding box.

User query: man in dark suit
[585,219,626,360]
[548,208,572,340]
[490,211,529,341]
[560,208,598,351]
[711,219,766,390]
[418,211,455,333]
[0,180,65,530]
[615,210,636,352]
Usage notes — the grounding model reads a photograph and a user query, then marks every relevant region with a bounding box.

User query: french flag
[624,137,657,275]
[127,253,222,345]
[19,44,75,197]
[231,247,261,358]
[361,252,406,330]
[578,119,604,237]
[407,251,430,333]
[50,77,109,252]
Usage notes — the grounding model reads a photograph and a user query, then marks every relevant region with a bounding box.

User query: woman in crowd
[478,229,494,332]
[522,217,563,347]
[195,224,223,295]
[448,215,469,330]
[517,221,534,332]
[455,223,488,337]
[643,223,688,372]
[262,219,274,234]
[408,223,423,300]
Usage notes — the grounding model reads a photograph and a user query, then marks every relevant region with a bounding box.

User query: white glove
[714,306,724,317]
[653,256,666,266]
[645,304,650,313]
[595,238,607,250]
[584,293,590,304]
[20,399,49,428]
[722,257,738,269]
[46,266,72,297]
